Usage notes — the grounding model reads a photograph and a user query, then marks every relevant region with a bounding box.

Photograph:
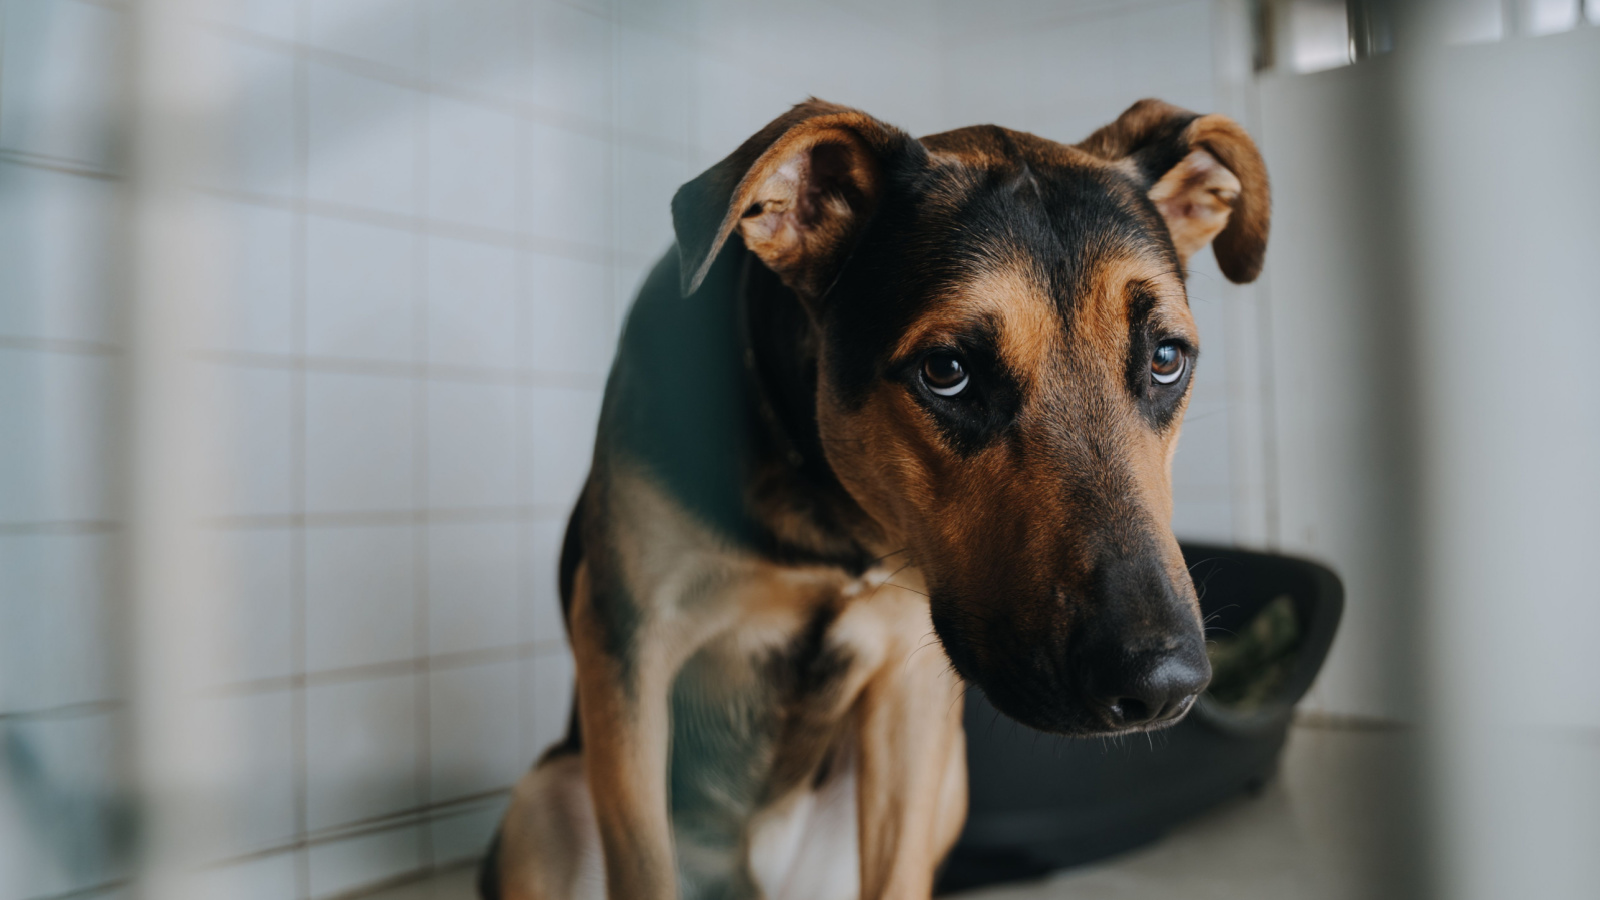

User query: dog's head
[672,99,1269,736]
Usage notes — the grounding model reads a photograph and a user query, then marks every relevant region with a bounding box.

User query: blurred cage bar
[1,1,1597,899]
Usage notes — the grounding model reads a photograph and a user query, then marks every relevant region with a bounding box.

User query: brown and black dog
[481,97,1269,900]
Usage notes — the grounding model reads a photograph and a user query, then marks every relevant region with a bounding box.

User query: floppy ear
[671,99,915,298]
[1079,99,1271,283]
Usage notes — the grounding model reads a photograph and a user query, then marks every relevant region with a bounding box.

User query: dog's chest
[663,570,925,864]
[669,607,858,825]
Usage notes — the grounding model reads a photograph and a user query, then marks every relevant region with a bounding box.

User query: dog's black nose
[1082,643,1211,728]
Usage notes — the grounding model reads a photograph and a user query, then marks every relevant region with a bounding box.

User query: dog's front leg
[568,563,682,900]
[853,610,969,900]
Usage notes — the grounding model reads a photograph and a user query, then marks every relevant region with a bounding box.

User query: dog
[480,97,1270,900]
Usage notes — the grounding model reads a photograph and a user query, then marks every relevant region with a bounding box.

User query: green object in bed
[1205,594,1300,713]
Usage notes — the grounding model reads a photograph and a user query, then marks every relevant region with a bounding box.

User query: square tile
[305,524,417,672]
[523,386,601,508]
[0,532,115,713]
[613,143,688,258]
[521,650,574,763]
[209,363,294,518]
[191,851,299,900]
[198,690,297,859]
[522,253,613,376]
[307,0,421,74]
[425,0,522,99]
[0,711,127,899]
[427,237,517,369]
[0,161,120,345]
[615,25,690,148]
[429,799,509,866]
[308,823,423,900]
[207,527,294,687]
[615,0,701,37]
[304,370,415,513]
[203,0,298,42]
[212,36,297,198]
[427,96,516,232]
[524,0,611,125]
[0,349,116,524]
[208,199,295,355]
[428,520,519,656]
[521,514,567,645]
[307,63,420,217]
[519,120,610,249]
[305,673,420,830]
[427,380,516,509]
[306,215,418,362]
[0,0,125,169]
[429,660,520,802]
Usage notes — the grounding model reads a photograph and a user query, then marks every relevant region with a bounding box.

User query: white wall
[0,2,1270,897]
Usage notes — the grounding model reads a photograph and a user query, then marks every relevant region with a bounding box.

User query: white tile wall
[1,1,1273,895]
[211,199,297,355]
[305,673,420,830]
[0,349,118,524]
[304,370,417,512]
[524,0,612,124]
[306,65,421,216]
[519,119,611,247]
[428,660,521,801]
[305,216,418,362]
[0,0,124,170]
[427,379,517,508]
[305,524,418,672]
[207,36,297,198]
[307,0,423,75]
[207,527,296,686]
[307,825,423,900]
[426,97,517,232]
[523,253,613,376]
[0,161,120,345]
[429,237,518,368]
[428,521,519,656]
[424,0,523,101]
[0,532,116,712]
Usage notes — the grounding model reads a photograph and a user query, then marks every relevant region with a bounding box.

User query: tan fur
[1149,148,1243,267]
[499,472,962,900]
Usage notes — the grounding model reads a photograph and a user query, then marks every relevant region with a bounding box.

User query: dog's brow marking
[892,264,1061,373]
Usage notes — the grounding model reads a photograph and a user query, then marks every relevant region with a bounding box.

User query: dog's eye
[1151,342,1186,385]
[922,354,969,397]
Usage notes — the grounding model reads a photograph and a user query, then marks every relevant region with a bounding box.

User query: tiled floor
[365,721,1416,900]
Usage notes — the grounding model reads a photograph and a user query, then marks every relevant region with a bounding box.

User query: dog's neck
[603,244,881,572]
[736,251,884,572]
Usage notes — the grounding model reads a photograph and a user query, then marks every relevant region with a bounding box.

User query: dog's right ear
[1078,99,1271,283]
[672,99,916,299]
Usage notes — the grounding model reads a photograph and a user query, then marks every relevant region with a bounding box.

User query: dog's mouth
[964,670,1200,738]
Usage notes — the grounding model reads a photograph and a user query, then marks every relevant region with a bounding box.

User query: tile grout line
[201,639,571,698]
[413,1,435,870]
[513,0,534,787]
[290,1,312,895]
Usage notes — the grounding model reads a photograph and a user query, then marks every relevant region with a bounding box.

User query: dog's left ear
[1079,99,1271,283]
[672,99,916,299]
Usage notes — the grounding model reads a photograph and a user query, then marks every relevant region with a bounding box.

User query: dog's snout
[1072,551,1211,729]
[1082,643,1210,728]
